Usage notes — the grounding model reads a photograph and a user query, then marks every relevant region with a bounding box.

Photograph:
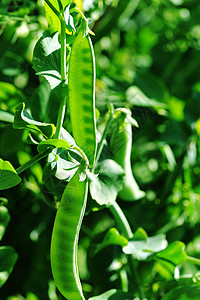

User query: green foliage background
[0,0,200,299]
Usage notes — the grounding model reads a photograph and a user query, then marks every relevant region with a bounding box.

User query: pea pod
[50,172,88,300]
[110,109,145,201]
[68,32,96,167]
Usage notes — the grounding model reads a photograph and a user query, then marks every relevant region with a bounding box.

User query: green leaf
[32,31,64,89]
[93,228,128,255]
[90,159,124,206]
[133,227,148,241]
[64,4,76,34]
[30,81,51,122]
[37,139,71,154]
[162,285,200,300]
[47,148,81,181]
[0,246,18,288]
[126,86,167,109]
[0,206,10,241]
[0,81,25,113]
[88,289,133,300]
[123,233,168,261]
[0,110,14,123]
[13,102,55,138]
[155,241,187,274]
[0,158,21,190]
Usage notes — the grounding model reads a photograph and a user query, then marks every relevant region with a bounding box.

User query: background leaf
[0,206,10,241]
[123,233,168,261]
[162,285,200,300]
[0,158,21,190]
[88,289,133,300]
[0,246,18,288]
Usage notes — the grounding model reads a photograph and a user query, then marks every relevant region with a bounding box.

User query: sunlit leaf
[47,148,81,181]
[64,4,76,34]
[123,234,168,261]
[32,31,64,89]
[90,159,124,206]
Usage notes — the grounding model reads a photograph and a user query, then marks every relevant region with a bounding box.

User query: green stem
[92,104,114,171]
[54,16,67,139]
[60,17,67,80]
[109,201,146,299]
[56,0,63,13]
[16,150,50,175]
[54,94,67,139]
[187,256,200,266]
[109,201,133,239]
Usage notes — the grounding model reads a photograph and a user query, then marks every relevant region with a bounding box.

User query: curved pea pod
[110,110,145,201]
[50,172,88,300]
[68,32,96,167]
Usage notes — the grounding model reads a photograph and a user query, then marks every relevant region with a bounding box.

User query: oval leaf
[0,158,21,190]
[93,228,128,255]
[0,246,18,288]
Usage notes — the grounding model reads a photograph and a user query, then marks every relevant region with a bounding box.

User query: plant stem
[54,94,67,139]
[109,201,133,239]
[60,17,67,80]
[54,16,67,139]
[187,256,200,266]
[16,150,50,175]
[92,104,114,171]
[109,201,146,300]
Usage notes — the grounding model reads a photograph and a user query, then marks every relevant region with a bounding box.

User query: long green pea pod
[110,111,145,201]
[68,32,96,167]
[50,172,88,300]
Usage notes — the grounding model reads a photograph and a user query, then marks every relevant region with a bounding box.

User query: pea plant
[1,0,200,299]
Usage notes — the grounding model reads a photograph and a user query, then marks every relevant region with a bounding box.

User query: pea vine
[1,1,200,300]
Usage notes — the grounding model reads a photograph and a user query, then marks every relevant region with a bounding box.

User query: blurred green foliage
[0,0,200,299]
